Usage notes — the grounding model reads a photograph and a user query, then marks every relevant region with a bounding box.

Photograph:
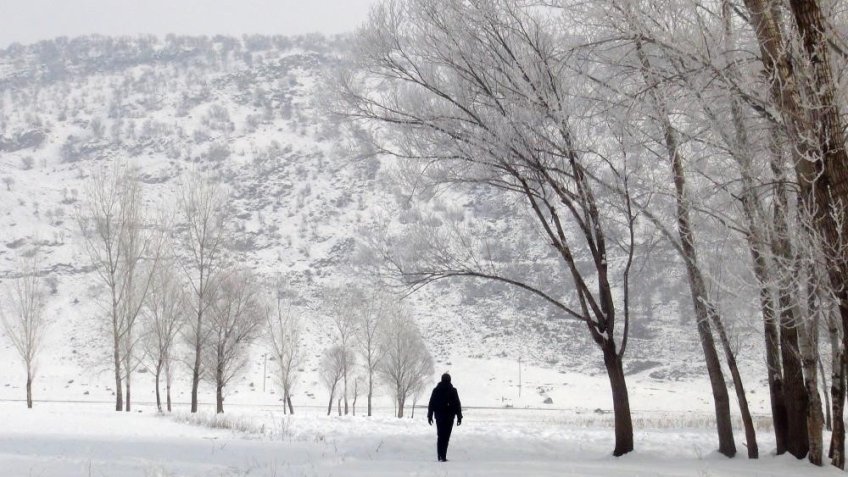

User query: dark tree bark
[603,343,633,457]
[326,384,336,416]
[166,359,173,413]
[709,308,759,458]
[216,362,225,414]
[113,318,123,412]
[191,312,202,413]
[778,303,809,458]
[770,154,810,459]
[368,378,373,417]
[801,274,825,465]
[155,360,163,412]
[125,371,131,412]
[26,374,32,409]
[166,381,172,413]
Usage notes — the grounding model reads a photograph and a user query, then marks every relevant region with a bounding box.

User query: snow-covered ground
[0,401,842,477]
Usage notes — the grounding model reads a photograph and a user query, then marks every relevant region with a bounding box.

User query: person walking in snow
[427,373,463,462]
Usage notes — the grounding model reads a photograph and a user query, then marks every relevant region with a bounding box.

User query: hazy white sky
[0,0,378,47]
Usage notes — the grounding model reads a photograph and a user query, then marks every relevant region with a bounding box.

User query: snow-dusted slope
[0,35,768,414]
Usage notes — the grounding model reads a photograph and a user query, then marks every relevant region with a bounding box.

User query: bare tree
[176,172,231,413]
[0,254,49,408]
[320,344,348,416]
[350,375,363,416]
[77,164,161,412]
[325,286,360,415]
[266,280,303,415]
[409,370,429,419]
[341,0,637,454]
[377,303,433,418]
[355,289,387,417]
[143,256,186,413]
[204,268,264,414]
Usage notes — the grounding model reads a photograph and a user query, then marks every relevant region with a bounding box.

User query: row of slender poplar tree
[75,166,274,415]
[1,165,436,422]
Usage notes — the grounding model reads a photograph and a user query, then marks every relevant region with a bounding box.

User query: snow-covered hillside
[0,34,768,415]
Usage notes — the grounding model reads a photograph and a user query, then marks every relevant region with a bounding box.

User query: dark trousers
[435,415,455,460]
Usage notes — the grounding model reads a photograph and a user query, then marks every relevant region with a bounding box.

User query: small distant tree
[355,289,387,416]
[377,304,434,418]
[204,268,264,414]
[350,375,363,416]
[266,279,303,415]
[325,287,359,415]
[143,257,186,413]
[77,164,162,412]
[176,172,231,413]
[409,371,429,419]
[0,255,49,408]
[320,345,349,416]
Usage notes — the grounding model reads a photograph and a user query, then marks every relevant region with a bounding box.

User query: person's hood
[436,381,454,390]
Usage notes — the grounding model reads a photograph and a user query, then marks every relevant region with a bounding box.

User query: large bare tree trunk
[776,287,810,459]
[801,278,824,465]
[603,342,634,457]
[287,395,294,415]
[800,327,824,465]
[770,154,810,459]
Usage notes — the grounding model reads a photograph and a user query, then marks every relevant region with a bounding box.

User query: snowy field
[0,401,843,477]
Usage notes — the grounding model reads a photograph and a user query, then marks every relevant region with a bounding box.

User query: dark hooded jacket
[427,380,462,421]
